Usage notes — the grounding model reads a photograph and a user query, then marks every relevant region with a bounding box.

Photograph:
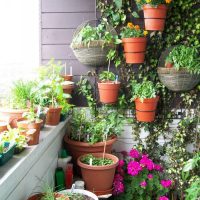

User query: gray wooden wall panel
[42,13,95,28]
[42,29,75,44]
[42,0,96,13]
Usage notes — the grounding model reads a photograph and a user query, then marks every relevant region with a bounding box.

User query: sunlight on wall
[0,0,40,97]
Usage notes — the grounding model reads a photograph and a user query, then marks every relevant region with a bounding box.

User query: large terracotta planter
[17,118,43,145]
[0,120,9,133]
[62,83,74,95]
[98,82,120,104]
[0,108,27,128]
[77,153,119,195]
[134,96,159,122]
[60,74,73,81]
[46,107,62,126]
[122,37,147,64]
[64,135,117,164]
[143,4,167,31]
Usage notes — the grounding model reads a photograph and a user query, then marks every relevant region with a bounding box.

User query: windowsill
[0,117,70,200]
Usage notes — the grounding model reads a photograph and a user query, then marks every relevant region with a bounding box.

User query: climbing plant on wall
[96,0,200,199]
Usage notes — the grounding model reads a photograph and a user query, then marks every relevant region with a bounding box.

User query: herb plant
[99,71,116,82]
[120,23,148,38]
[131,80,158,102]
[136,0,172,9]
[165,45,200,74]
[81,154,113,166]
[22,108,41,123]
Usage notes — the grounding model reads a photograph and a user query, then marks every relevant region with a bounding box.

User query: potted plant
[98,64,120,104]
[17,108,43,145]
[61,81,74,95]
[71,21,118,66]
[1,126,27,154]
[77,153,119,195]
[64,109,125,165]
[121,23,148,64]
[0,120,9,133]
[0,80,36,128]
[131,80,159,122]
[136,0,172,31]
[158,45,200,91]
[112,148,172,199]
[60,99,73,121]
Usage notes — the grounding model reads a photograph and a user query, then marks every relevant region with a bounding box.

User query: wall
[41,0,97,106]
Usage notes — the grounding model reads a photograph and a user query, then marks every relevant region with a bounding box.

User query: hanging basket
[157,47,200,91]
[71,20,117,66]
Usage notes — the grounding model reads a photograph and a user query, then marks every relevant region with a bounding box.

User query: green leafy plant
[81,154,113,166]
[136,0,172,9]
[22,108,41,123]
[131,80,158,102]
[10,79,36,109]
[99,71,116,82]
[120,23,148,38]
[165,45,200,74]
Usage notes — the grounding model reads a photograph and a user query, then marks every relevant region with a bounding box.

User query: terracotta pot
[0,108,27,128]
[17,118,43,145]
[77,153,119,195]
[143,4,168,31]
[122,37,147,64]
[27,193,43,200]
[0,121,9,133]
[165,62,173,68]
[98,82,120,104]
[64,135,117,164]
[60,74,73,81]
[62,84,74,94]
[46,107,62,126]
[134,96,159,122]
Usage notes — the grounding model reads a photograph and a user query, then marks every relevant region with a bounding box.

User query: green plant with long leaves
[136,0,172,9]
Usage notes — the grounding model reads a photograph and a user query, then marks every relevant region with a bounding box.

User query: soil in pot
[122,37,147,64]
[135,96,159,122]
[46,107,62,126]
[143,4,167,31]
[17,118,43,145]
[77,153,119,195]
[98,82,120,104]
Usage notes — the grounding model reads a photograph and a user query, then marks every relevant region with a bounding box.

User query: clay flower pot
[0,120,9,133]
[0,108,27,128]
[60,74,73,81]
[27,193,43,200]
[165,62,173,68]
[17,118,43,145]
[134,96,159,122]
[98,82,120,104]
[62,81,74,95]
[77,153,119,195]
[64,135,117,164]
[122,37,147,64]
[143,4,168,31]
[46,107,62,126]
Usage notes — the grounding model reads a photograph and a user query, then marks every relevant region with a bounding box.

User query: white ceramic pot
[59,189,98,200]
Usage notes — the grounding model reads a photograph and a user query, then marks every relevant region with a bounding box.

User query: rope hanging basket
[157,47,200,92]
[70,20,117,67]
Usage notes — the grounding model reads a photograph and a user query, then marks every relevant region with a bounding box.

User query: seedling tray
[0,144,15,166]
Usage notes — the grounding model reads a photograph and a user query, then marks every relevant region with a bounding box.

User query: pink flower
[114,174,123,182]
[140,181,147,187]
[118,160,125,167]
[127,161,142,176]
[140,155,154,170]
[161,180,172,188]
[147,174,153,179]
[129,149,140,158]
[159,196,169,200]
[113,180,124,195]
[154,164,163,171]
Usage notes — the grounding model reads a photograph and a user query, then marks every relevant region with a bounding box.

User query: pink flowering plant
[113,148,172,200]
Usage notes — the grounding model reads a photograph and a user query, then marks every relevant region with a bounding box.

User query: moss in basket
[165,45,200,74]
[81,154,113,166]
[130,80,159,102]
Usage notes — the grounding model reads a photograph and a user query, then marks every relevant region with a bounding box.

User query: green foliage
[81,154,113,166]
[136,0,172,9]
[120,23,148,38]
[99,71,116,81]
[166,45,200,74]
[22,108,40,123]
[11,79,36,109]
[131,80,158,101]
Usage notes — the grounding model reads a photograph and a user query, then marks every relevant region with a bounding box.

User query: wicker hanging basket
[157,47,200,91]
[70,20,117,66]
